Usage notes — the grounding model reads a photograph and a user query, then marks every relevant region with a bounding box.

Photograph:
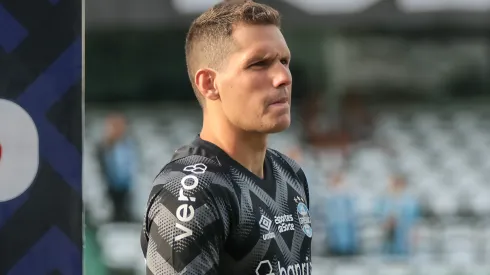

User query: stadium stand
[84,102,490,274]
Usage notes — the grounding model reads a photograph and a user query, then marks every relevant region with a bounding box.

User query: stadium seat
[376,263,412,275]
[430,190,459,217]
[333,263,371,275]
[413,221,435,260]
[97,222,143,270]
[360,223,383,255]
[416,264,452,275]
[471,188,490,216]
[442,225,476,264]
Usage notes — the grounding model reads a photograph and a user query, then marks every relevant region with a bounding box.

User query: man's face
[331,173,344,187]
[215,24,292,134]
[391,176,406,192]
[105,115,126,142]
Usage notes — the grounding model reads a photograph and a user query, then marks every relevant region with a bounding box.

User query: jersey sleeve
[142,163,231,275]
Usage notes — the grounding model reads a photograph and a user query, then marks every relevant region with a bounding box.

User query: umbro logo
[259,215,275,240]
[259,215,272,231]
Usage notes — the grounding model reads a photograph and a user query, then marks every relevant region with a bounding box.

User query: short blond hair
[185,0,281,105]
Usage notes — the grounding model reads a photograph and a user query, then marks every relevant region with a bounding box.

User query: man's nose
[272,63,292,88]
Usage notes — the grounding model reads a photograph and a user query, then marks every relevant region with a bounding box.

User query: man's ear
[195,68,220,101]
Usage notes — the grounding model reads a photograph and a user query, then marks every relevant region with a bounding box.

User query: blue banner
[0,0,82,274]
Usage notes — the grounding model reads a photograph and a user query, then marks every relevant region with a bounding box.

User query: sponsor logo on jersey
[255,257,312,275]
[259,215,272,231]
[174,163,207,241]
[274,214,295,233]
[183,163,207,174]
[255,260,274,275]
[294,196,312,238]
[259,214,276,240]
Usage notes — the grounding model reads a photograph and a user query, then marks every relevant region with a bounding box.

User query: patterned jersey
[141,137,312,275]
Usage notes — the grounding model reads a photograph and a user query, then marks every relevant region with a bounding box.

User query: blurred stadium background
[84,1,490,274]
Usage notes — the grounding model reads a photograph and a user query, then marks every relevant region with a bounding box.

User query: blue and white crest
[294,196,312,238]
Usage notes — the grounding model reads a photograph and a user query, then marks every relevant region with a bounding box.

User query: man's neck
[200,116,268,178]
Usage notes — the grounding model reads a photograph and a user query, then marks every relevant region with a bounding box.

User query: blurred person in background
[301,91,351,151]
[97,113,138,222]
[340,92,374,144]
[325,171,359,257]
[377,174,419,257]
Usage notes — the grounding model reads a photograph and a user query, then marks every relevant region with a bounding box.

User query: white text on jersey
[256,258,312,275]
[278,259,312,275]
[275,214,295,233]
[174,163,207,241]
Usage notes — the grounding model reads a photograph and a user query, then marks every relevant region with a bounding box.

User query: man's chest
[251,189,312,243]
[222,163,312,274]
[223,177,312,275]
[229,168,312,253]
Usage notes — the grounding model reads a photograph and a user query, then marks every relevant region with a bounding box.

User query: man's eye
[280,59,290,65]
[251,61,268,67]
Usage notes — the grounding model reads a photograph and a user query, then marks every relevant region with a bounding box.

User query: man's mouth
[270,97,289,105]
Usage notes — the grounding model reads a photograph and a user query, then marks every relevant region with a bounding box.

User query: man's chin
[265,118,291,134]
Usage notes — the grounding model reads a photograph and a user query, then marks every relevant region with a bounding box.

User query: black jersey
[141,137,312,275]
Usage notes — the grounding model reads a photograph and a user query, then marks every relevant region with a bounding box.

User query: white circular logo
[0,99,39,202]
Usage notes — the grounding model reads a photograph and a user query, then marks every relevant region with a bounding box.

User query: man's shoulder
[141,153,235,258]
[153,154,227,189]
[144,153,235,221]
[267,148,302,174]
[154,139,225,182]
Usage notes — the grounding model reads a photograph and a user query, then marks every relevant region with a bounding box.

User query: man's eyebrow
[241,46,290,64]
[245,51,271,60]
[247,52,286,62]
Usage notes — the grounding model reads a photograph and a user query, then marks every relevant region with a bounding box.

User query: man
[140,1,312,274]
[97,113,138,222]
[377,174,419,257]
[325,172,358,257]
